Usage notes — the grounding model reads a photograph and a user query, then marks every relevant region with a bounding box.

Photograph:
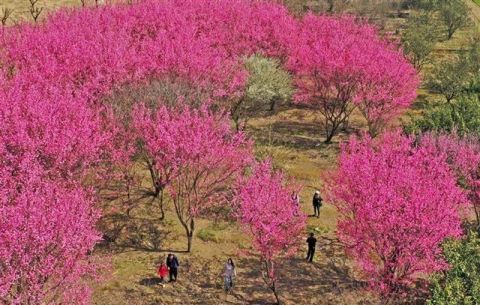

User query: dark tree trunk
[186,219,195,252]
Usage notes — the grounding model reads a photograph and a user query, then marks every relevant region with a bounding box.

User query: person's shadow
[139,277,163,286]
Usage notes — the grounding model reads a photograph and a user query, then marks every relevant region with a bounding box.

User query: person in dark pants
[312,190,322,218]
[166,253,179,282]
[306,233,317,263]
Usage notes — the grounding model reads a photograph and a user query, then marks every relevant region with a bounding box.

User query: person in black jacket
[306,233,317,263]
[312,190,322,218]
[166,253,180,282]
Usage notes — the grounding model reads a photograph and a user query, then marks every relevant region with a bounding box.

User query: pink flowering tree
[0,158,100,305]
[420,133,480,226]
[288,15,418,142]
[324,131,467,299]
[235,160,306,305]
[134,104,252,252]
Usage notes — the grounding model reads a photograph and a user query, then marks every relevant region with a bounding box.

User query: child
[157,260,169,286]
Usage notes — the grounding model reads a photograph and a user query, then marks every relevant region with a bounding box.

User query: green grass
[196,227,220,243]
[473,0,480,7]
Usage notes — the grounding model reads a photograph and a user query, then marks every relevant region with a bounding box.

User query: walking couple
[156,253,180,286]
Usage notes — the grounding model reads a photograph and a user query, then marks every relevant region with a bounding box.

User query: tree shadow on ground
[250,120,326,151]
[95,213,179,253]
[229,235,372,305]
[94,235,379,305]
[249,114,362,152]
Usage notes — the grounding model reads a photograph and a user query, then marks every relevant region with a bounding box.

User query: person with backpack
[166,253,180,282]
[306,233,317,263]
[312,190,322,218]
[222,258,237,293]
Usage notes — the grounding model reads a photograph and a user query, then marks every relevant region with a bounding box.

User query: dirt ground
[91,107,379,305]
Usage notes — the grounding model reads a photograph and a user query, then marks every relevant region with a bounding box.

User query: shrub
[405,96,480,137]
[427,231,480,305]
[197,228,220,243]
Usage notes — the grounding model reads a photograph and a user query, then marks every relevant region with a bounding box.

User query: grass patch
[197,227,221,243]
[474,0,480,7]
[306,224,330,234]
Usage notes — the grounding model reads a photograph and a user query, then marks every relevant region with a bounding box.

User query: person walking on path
[157,259,169,286]
[291,191,300,208]
[223,258,237,293]
[312,190,322,218]
[166,253,180,282]
[291,191,300,215]
[306,233,317,263]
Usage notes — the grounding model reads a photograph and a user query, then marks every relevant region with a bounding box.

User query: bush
[405,96,480,137]
[197,227,221,243]
[427,231,480,305]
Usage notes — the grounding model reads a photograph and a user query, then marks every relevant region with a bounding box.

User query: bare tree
[1,7,14,26]
[28,0,43,23]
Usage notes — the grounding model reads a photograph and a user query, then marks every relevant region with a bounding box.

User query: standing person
[291,191,300,208]
[291,191,300,216]
[157,259,169,286]
[223,258,237,293]
[312,190,322,218]
[306,233,317,263]
[166,253,180,282]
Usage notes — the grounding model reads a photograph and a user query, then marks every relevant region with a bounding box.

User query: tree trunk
[324,115,343,144]
[324,128,336,144]
[474,202,480,229]
[233,116,241,132]
[158,190,165,221]
[231,98,244,132]
[327,0,334,13]
[447,26,454,40]
[263,260,281,304]
[186,218,195,252]
[271,281,281,305]
[367,121,380,138]
[269,98,277,112]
